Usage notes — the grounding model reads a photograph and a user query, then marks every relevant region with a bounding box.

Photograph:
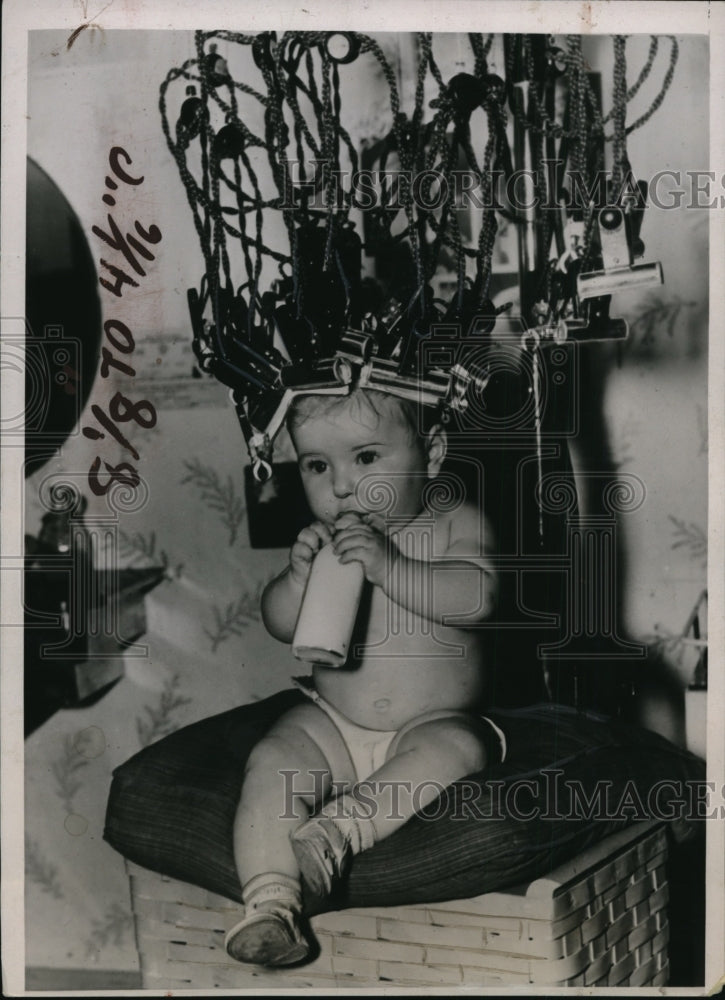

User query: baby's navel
[374,698,391,713]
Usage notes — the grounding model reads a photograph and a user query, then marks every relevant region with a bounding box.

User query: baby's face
[291,396,436,529]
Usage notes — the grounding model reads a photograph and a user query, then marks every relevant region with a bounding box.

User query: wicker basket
[127,821,669,989]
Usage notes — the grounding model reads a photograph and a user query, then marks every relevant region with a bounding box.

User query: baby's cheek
[305,487,333,524]
[300,476,321,500]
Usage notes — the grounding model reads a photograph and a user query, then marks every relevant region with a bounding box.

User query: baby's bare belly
[312,591,487,731]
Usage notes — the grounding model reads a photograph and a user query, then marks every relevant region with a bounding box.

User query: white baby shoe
[290,814,353,898]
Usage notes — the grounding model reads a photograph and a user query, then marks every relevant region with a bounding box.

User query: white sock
[242,872,302,913]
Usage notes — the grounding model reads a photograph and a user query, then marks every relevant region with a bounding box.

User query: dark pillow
[104,693,705,915]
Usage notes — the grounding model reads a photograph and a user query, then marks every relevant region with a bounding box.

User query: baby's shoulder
[428,499,494,558]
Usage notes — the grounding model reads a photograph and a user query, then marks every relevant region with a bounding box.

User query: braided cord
[626,35,679,133]
[159,64,216,286]
[161,28,680,387]
[611,36,628,192]
[362,35,427,308]
[193,32,224,324]
[413,34,433,136]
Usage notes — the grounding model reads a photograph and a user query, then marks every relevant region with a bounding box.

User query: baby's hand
[333,512,396,589]
[289,521,332,586]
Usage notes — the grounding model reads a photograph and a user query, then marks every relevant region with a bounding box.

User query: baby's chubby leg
[228,702,356,964]
[234,701,356,883]
[360,711,493,839]
[292,712,494,896]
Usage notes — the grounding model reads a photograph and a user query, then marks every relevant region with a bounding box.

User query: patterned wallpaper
[24,404,295,971]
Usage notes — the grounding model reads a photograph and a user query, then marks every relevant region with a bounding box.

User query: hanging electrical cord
[159,30,679,490]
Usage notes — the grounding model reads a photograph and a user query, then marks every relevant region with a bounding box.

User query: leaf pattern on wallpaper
[696,404,707,456]
[205,581,265,652]
[119,528,168,568]
[135,671,192,747]
[118,528,185,579]
[84,902,134,957]
[641,624,686,668]
[627,293,697,346]
[180,458,246,545]
[51,733,91,815]
[97,527,184,580]
[668,515,707,567]
[25,834,64,899]
[611,413,640,469]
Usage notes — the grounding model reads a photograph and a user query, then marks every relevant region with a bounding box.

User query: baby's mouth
[330,509,368,531]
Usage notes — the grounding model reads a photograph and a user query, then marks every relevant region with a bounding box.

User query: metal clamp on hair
[244,356,356,483]
[188,285,286,394]
[577,206,663,301]
[361,357,487,414]
[188,286,216,373]
[279,357,354,392]
[214,336,283,393]
[446,363,490,413]
[227,388,275,484]
[243,348,492,481]
[531,315,628,344]
[361,357,451,408]
[336,330,378,365]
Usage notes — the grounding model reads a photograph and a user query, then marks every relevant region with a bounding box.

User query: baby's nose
[331,468,355,499]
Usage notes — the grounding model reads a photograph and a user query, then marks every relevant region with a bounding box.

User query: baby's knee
[241,710,336,806]
[243,706,319,777]
[241,735,328,817]
[245,732,293,774]
[393,716,489,774]
[242,735,295,799]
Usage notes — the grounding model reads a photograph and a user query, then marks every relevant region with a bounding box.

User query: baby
[225,386,503,966]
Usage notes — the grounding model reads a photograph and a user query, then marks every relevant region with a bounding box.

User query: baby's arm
[261,521,332,642]
[333,505,497,626]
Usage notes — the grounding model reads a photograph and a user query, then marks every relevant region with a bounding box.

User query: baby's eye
[356,450,379,466]
[302,458,328,475]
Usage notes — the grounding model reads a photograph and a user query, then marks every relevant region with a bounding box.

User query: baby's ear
[425,425,447,478]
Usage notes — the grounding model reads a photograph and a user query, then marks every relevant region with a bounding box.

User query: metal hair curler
[577,206,663,301]
[279,357,353,392]
[361,357,450,407]
[529,291,629,345]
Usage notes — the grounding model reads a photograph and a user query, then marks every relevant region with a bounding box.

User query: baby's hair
[286,388,439,442]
